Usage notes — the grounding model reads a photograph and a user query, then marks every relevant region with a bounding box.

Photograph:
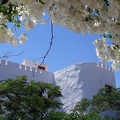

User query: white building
[0,60,55,84]
[0,60,116,116]
[54,62,116,116]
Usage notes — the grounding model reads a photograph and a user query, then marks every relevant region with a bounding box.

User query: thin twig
[33,21,54,64]
[41,21,54,64]
[0,51,23,60]
[0,80,6,82]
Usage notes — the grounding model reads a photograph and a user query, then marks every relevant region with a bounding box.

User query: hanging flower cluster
[0,0,120,69]
[94,36,120,70]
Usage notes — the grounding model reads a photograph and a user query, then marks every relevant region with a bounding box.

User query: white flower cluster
[0,0,47,46]
[0,0,120,69]
[1,0,120,41]
[48,0,120,35]
[94,37,120,70]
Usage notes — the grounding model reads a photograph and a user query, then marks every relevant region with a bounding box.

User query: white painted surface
[22,60,48,71]
[54,62,116,113]
[0,60,54,84]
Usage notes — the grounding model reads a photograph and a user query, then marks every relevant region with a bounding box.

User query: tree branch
[0,80,6,82]
[0,51,23,60]
[5,94,25,109]
[33,21,54,64]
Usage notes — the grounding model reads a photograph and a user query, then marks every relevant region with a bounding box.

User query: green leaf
[103,34,107,38]
[108,34,112,39]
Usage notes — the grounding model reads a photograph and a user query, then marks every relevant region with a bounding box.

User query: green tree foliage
[46,111,117,120]
[0,76,62,120]
[72,98,91,114]
[73,87,120,119]
[1,77,120,120]
[90,88,120,114]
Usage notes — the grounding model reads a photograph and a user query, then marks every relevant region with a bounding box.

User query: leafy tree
[46,111,117,120]
[1,77,119,120]
[72,98,91,115]
[0,76,62,120]
[90,88,120,114]
[73,87,120,118]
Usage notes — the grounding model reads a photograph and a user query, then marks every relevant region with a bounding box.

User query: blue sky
[0,21,120,87]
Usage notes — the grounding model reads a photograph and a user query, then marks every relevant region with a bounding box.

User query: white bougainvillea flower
[9,0,31,5]
[53,0,60,2]
[19,33,27,44]
[25,19,37,30]
[0,13,7,23]
[40,19,47,24]
[0,34,8,43]
[12,40,18,47]
[23,10,30,18]
[43,12,45,16]
[8,34,15,43]
[99,8,108,21]
[8,0,21,4]
[108,6,119,20]
[30,2,44,18]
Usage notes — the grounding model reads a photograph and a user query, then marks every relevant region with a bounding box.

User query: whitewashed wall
[54,62,116,114]
[0,60,55,84]
[0,60,117,115]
